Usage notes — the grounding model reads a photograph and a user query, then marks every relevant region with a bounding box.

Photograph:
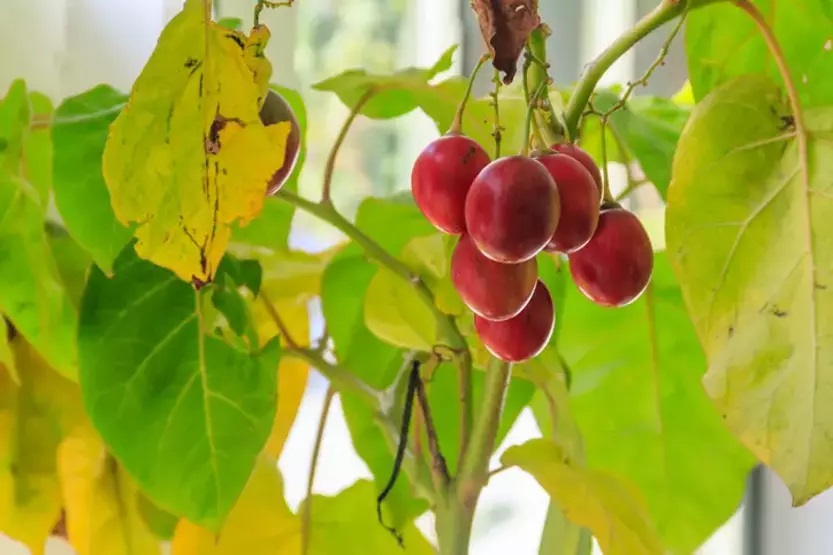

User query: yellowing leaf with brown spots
[170,454,301,554]
[0,338,82,554]
[102,0,291,283]
[57,423,161,555]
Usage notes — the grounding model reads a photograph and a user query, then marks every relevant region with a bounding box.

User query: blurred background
[0,0,830,553]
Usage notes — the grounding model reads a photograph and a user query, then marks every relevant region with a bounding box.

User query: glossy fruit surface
[474,279,555,363]
[411,134,490,234]
[451,234,538,321]
[535,153,600,254]
[568,207,654,307]
[260,89,301,195]
[464,156,560,264]
[551,143,603,194]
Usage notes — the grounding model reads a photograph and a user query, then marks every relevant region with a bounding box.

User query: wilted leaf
[0,338,82,554]
[78,246,281,530]
[57,423,160,555]
[102,0,291,282]
[686,0,833,106]
[313,46,457,119]
[470,0,540,83]
[667,75,833,505]
[502,439,663,555]
[0,79,77,379]
[170,454,300,554]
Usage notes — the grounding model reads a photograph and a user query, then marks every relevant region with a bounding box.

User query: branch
[458,358,512,507]
[562,0,729,139]
[321,88,377,204]
[301,386,335,555]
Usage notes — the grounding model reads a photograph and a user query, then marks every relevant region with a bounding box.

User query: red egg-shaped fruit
[464,156,560,264]
[534,152,601,254]
[261,89,301,195]
[451,234,538,321]
[410,134,491,234]
[551,143,603,194]
[568,207,654,307]
[474,279,555,363]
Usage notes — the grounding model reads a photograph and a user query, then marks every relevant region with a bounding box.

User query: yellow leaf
[0,339,82,554]
[57,423,160,555]
[502,438,664,555]
[170,454,301,554]
[102,0,291,282]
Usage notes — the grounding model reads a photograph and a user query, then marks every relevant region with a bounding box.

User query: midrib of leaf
[194,288,222,521]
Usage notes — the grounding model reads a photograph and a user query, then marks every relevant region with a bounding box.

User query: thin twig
[455,350,473,469]
[450,53,491,135]
[259,290,301,350]
[321,87,378,204]
[490,69,503,157]
[414,363,450,490]
[301,386,335,555]
[486,465,508,481]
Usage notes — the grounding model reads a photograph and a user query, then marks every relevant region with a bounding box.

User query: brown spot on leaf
[50,510,67,539]
[470,0,541,84]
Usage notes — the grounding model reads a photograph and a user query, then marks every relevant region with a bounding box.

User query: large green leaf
[558,253,754,551]
[686,0,833,106]
[667,74,833,505]
[502,439,663,555]
[52,85,133,273]
[78,246,280,530]
[0,80,77,379]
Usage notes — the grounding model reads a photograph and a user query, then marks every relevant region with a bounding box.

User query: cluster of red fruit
[411,132,653,363]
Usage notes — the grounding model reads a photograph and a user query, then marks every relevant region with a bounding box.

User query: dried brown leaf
[471,0,540,84]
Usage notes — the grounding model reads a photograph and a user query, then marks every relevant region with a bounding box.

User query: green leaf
[312,45,457,119]
[303,480,434,554]
[503,439,663,555]
[364,266,437,350]
[23,91,52,203]
[137,493,179,540]
[686,0,833,106]
[0,80,78,379]
[47,225,93,310]
[78,246,281,530]
[667,75,833,505]
[52,85,133,274]
[587,90,690,198]
[558,253,755,551]
[231,84,307,251]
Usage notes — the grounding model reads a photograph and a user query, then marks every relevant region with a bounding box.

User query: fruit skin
[474,279,555,363]
[464,156,560,264]
[534,152,600,254]
[260,89,301,195]
[410,134,490,234]
[451,234,538,322]
[551,143,603,194]
[568,207,654,307]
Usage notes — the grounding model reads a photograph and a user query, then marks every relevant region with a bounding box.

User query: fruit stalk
[450,53,491,135]
[562,0,728,139]
[525,26,563,142]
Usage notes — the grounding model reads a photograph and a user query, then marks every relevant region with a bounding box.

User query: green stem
[562,0,727,139]
[526,26,563,143]
[434,358,512,554]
